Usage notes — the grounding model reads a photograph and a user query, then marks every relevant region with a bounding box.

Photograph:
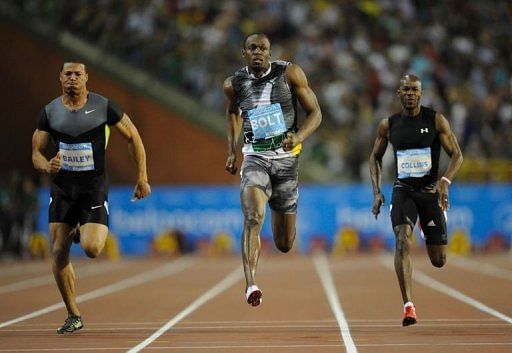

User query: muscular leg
[79,223,108,258]
[240,186,267,289]
[51,222,108,316]
[393,224,414,304]
[427,244,446,268]
[271,211,296,253]
[50,222,79,316]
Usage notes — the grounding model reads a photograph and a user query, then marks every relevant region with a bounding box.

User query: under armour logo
[420,128,429,134]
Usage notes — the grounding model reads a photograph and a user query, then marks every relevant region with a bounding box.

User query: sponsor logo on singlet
[59,142,95,171]
[247,103,286,140]
[397,147,432,178]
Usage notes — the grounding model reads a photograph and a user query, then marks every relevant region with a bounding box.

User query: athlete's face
[242,35,271,73]
[397,78,422,110]
[60,63,88,95]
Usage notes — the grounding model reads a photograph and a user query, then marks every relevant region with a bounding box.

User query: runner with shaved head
[369,74,463,326]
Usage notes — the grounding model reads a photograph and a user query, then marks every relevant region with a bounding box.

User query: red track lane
[0,253,511,353]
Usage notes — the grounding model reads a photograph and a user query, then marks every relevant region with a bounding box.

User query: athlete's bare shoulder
[223,76,235,97]
[377,118,389,136]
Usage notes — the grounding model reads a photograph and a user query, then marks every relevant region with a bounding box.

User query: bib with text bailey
[59,142,95,171]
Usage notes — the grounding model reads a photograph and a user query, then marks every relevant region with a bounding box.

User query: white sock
[404,301,414,309]
[246,285,259,294]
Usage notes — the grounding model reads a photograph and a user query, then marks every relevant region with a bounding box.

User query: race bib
[59,142,95,171]
[247,103,286,140]
[397,147,431,178]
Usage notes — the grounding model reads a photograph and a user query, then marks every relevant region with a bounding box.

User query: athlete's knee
[394,227,412,255]
[277,244,292,253]
[274,229,295,253]
[395,236,410,256]
[52,247,69,267]
[244,210,265,228]
[430,254,446,268]
[82,242,104,258]
[275,238,293,253]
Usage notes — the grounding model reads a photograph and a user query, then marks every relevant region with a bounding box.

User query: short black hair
[243,32,271,49]
[61,61,87,73]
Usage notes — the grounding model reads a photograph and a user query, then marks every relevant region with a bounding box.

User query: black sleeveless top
[388,106,440,189]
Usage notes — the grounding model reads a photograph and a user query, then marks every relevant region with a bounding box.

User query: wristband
[441,176,451,185]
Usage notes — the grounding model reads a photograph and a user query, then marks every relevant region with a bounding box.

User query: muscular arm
[435,113,463,210]
[283,64,322,149]
[369,119,389,218]
[436,113,463,181]
[114,114,150,199]
[32,129,61,173]
[223,76,243,174]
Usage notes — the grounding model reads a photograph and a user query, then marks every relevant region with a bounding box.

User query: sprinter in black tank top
[32,62,151,334]
[369,74,463,326]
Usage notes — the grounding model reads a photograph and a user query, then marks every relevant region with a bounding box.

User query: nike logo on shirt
[91,205,103,209]
[85,109,96,114]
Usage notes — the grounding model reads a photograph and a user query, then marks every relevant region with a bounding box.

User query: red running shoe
[402,304,417,326]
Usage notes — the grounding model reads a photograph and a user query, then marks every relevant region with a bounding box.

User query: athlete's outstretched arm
[114,114,151,200]
[32,129,61,173]
[223,76,243,175]
[369,119,389,219]
[435,113,463,210]
[283,64,322,151]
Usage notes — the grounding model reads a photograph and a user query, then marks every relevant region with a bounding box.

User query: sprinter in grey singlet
[32,62,150,334]
[223,33,322,307]
[369,74,463,326]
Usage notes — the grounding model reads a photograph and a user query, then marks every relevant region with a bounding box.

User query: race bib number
[397,147,431,178]
[59,142,95,171]
[247,103,286,140]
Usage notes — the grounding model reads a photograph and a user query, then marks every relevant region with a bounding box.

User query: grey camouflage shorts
[240,154,299,213]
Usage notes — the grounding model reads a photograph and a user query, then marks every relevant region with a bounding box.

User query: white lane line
[379,257,512,324]
[0,261,128,295]
[0,257,195,328]
[127,267,243,353]
[2,342,512,351]
[313,252,358,353]
[450,257,512,281]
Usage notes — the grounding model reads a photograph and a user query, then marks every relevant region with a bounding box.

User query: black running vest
[388,106,440,189]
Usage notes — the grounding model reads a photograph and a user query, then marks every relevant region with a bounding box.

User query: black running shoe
[57,313,83,334]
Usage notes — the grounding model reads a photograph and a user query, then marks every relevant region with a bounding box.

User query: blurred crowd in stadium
[11,0,510,182]
[2,0,511,259]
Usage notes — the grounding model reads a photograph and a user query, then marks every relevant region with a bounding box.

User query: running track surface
[0,252,511,353]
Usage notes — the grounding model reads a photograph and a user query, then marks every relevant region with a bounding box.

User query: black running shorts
[49,174,109,226]
[390,186,447,245]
